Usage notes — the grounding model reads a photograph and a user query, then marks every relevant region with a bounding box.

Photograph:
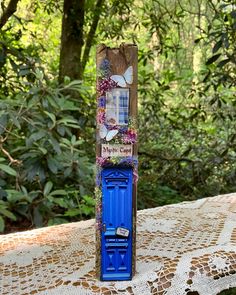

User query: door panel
[101,168,133,280]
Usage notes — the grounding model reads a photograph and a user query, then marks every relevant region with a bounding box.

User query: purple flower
[119,126,128,133]
[119,156,138,167]
[99,59,111,77]
[97,96,106,108]
[96,172,102,186]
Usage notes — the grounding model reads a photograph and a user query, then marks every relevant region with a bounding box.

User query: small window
[106,88,129,126]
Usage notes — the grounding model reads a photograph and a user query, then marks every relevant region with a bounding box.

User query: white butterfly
[99,124,118,141]
[110,66,133,87]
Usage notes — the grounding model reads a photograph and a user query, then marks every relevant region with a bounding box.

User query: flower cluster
[96,157,109,166]
[119,126,128,134]
[97,78,117,96]
[122,128,137,144]
[96,156,138,168]
[97,96,106,108]
[96,108,105,124]
[119,156,138,167]
[98,59,111,78]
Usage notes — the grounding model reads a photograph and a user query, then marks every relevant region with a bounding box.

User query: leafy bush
[0,73,95,232]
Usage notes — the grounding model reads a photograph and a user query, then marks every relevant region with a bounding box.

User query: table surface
[1,193,236,295]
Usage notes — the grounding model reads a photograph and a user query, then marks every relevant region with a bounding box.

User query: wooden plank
[96,43,138,280]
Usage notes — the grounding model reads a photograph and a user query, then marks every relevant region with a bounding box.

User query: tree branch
[0,0,21,29]
[0,144,21,165]
[138,151,194,163]
[81,0,104,71]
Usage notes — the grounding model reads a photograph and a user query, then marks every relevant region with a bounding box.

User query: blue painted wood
[101,167,133,281]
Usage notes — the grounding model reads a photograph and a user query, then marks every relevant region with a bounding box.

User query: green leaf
[50,190,68,196]
[217,58,230,68]
[49,136,61,154]
[44,111,56,128]
[47,157,59,173]
[5,189,24,202]
[52,198,68,208]
[48,218,68,226]
[57,118,79,126]
[33,206,43,227]
[64,208,81,217]
[0,207,17,220]
[83,195,96,206]
[38,147,47,155]
[71,135,76,145]
[19,68,30,77]
[0,216,4,232]
[206,54,221,65]
[80,204,93,216]
[43,181,53,196]
[0,164,17,176]
[213,39,222,53]
[0,114,8,135]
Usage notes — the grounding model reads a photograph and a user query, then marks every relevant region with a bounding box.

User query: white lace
[0,193,236,295]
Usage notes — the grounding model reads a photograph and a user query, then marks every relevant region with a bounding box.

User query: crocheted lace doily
[1,193,236,295]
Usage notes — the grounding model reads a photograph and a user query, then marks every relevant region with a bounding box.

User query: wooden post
[95,44,138,281]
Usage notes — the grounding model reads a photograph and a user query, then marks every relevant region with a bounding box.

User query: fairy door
[101,167,133,281]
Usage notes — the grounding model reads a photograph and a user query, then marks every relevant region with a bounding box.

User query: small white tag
[116,227,130,237]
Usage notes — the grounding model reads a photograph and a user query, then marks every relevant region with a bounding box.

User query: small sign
[101,144,133,157]
[116,227,130,237]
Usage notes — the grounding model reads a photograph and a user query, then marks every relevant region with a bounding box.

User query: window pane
[118,89,129,125]
[106,90,117,125]
[105,88,129,126]
[119,108,129,124]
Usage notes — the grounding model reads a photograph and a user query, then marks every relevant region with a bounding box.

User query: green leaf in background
[64,208,81,217]
[0,216,5,232]
[50,190,68,196]
[0,164,17,176]
[48,218,68,226]
[43,181,53,196]
[1,0,236,235]
[33,206,43,228]
[206,54,221,65]
[0,207,17,221]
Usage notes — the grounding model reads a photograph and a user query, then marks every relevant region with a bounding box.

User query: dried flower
[97,96,106,108]
[133,167,139,183]
[97,78,117,95]
[99,59,111,77]
[96,108,105,124]
[96,156,108,166]
[119,126,128,133]
[122,128,137,144]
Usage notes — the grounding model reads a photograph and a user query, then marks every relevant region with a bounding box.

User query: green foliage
[218,288,236,295]
[1,0,236,233]
[137,0,236,206]
[0,71,95,232]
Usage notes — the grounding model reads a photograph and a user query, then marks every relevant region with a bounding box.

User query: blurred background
[0,0,235,233]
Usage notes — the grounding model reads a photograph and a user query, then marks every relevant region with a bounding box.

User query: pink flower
[122,128,137,144]
[96,156,107,166]
[97,78,117,95]
[96,108,105,124]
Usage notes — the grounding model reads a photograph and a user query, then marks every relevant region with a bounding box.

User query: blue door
[101,167,133,281]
